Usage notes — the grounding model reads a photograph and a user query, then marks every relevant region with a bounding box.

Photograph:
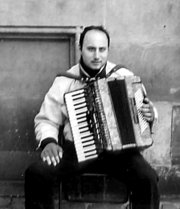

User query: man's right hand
[41,143,63,166]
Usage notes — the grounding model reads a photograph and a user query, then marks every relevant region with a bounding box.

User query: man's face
[81,30,109,70]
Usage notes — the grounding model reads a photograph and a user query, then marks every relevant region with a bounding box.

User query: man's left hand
[141,97,154,122]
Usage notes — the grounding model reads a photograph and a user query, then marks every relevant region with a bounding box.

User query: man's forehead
[83,30,108,45]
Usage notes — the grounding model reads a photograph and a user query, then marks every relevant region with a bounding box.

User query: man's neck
[79,57,107,78]
[79,57,101,77]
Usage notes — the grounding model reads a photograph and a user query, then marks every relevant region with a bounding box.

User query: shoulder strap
[106,64,126,78]
[56,72,82,81]
[57,64,126,80]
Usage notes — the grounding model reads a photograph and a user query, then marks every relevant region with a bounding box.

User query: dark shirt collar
[79,57,107,79]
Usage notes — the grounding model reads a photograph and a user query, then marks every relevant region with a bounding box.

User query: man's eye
[88,47,94,52]
[99,48,106,52]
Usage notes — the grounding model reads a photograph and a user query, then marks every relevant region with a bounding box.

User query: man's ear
[79,43,82,51]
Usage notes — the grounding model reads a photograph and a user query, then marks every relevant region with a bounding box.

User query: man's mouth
[92,61,101,65]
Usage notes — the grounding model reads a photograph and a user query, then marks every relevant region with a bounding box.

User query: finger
[143,113,154,121]
[142,110,152,116]
[51,156,57,166]
[51,146,62,164]
[41,150,49,161]
[55,155,60,164]
[56,146,63,159]
[144,116,153,122]
[53,151,62,164]
[142,103,150,108]
[59,150,63,158]
[143,112,152,117]
[41,144,62,165]
[143,113,152,119]
[42,156,46,162]
[141,107,152,118]
[141,106,149,112]
[46,156,52,165]
[141,107,150,115]
[141,103,153,112]
[143,97,150,104]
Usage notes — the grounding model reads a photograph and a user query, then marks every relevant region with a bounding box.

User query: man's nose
[94,50,100,59]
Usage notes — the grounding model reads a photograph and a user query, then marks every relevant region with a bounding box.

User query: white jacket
[34,61,156,147]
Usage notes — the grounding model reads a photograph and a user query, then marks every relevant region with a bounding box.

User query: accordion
[64,76,153,163]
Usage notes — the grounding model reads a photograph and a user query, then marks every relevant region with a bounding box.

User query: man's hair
[79,25,110,50]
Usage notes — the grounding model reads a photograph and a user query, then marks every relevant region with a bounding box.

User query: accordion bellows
[65,76,153,163]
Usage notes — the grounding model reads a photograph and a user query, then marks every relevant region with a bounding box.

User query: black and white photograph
[0,1,179,209]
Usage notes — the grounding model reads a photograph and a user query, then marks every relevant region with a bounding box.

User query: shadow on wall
[143,102,180,197]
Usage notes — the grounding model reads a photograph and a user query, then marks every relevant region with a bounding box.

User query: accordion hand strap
[106,64,126,78]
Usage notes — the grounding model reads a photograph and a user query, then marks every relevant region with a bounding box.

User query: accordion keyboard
[65,88,98,162]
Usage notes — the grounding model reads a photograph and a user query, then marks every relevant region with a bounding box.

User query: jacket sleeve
[34,77,67,148]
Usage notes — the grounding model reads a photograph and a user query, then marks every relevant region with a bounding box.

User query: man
[25,25,160,209]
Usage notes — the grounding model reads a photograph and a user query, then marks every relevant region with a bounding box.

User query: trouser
[25,141,160,209]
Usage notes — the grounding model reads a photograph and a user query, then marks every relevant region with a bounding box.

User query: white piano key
[74,138,94,145]
[80,131,93,138]
[82,155,98,162]
[68,121,90,132]
[74,144,98,162]
[82,140,95,146]
[72,93,85,100]
[77,149,97,158]
[81,136,94,141]
[78,153,98,162]
[75,107,88,115]
[67,108,88,119]
[83,144,96,152]
[76,112,87,118]
[75,137,94,145]
[78,122,89,128]
[73,98,86,105]
[85,155,98,160]
[85,150,97,156]
[79,127,89,132]
[70,89,85,96]
[75,103,87,109]
[76,117,87,123]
